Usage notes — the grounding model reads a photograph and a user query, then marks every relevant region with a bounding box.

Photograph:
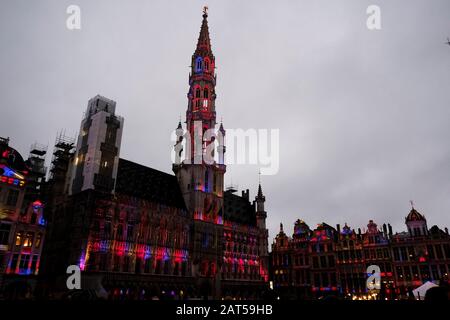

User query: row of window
[15,231,42,249]
[225,243,258,255]
[396,264,450,281]
[274,243,450,266]
[195,57,212,73]
[92,221,189,246]
[7,254,39,274]
[86,253,189,276]
[0,224,43,249]
[392,244,450,261]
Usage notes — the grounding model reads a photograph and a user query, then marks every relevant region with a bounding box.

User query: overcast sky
[1,0,450,243]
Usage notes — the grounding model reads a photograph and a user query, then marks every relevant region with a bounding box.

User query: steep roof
[115,158,186,209]
[224,189,256,226]
[406,208,426,222]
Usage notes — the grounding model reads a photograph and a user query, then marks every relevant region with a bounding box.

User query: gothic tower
[173,8,225,297]
[255,182,269,281]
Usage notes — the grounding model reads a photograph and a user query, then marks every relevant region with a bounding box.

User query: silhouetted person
[424,286,449,301]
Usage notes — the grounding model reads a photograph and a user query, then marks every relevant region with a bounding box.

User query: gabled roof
[406,208,426,222]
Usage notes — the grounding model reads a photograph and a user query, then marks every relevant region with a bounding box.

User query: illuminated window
[15,232,22,246]
[203,99,208,109]
[103,161,108,168]
[23,232,34,247]
[196,57,202,72]
[35,233,42,248]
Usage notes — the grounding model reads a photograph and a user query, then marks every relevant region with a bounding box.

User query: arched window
[195,57,202,72]
[194,87,201,110]
[203,88,209,99]
[117,224,123,239]
[204,58,210,71]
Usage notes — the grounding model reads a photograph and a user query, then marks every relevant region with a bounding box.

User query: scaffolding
[28,142,48,176]
[49,131,75,181]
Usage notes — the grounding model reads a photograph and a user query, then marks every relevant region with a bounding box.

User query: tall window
[204,59,210,71]
[196,57,202,72]
[35,233,42,248]
[195,88,201,110]
[117,224,123,239]
[0,223,11,245]
[30,255,38,274]
[127,224,134,241]
[15,232,22,246]
[203,88,209,99]
[105,221,111,238]
[144,258,151,273]
[31,212,37,224]
[10,254,19,272]
[135,258,141,274]
[6,190,19,206]
[123,256,130,272]
[23,232,34,248]
[19,254,30,273]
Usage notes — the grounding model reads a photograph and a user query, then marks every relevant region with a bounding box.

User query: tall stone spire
[195,7,212,56]
[176,7,224,214]
[257,183,264,200]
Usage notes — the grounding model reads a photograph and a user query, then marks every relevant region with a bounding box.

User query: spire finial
[196,6,212,55]
[410,200,414,209]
